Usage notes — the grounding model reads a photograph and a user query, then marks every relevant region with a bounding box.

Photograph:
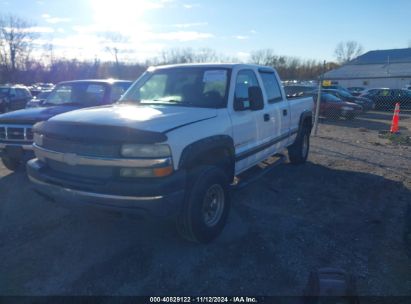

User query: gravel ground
[0,110,410,296]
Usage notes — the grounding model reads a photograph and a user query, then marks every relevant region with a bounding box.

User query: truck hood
[49,104,218,133]
[0,105,79,125]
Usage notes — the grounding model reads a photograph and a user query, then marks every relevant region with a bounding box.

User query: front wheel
[176,166,231,243]
[288,126,310,164]
[2,156,21,171]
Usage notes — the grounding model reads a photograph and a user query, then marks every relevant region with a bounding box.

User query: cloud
[173,22,208,28]
[249,30,258,34]
[4,26,55,33]
[234,35,249,40]
[154,31,213,41]
[183,3,200,9]
[42,14,71,24]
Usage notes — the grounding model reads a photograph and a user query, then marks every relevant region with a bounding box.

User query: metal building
[323,48,411,89]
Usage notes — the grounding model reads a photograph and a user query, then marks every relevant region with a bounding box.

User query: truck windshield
[44,83,106,106]
[120,67,230,108]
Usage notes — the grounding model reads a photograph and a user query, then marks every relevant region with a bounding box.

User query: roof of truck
[150,63,274,70]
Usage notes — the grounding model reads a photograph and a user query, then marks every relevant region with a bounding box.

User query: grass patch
[379,132,411,146]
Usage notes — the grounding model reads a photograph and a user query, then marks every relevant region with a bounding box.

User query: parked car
[0,85,32,113]
[321,84,352,94]
[320,88,374,111]
[361,88,411,110]
[0,79,132,170]
[27,64,314,243]
[25,90,53,108]
[403,85,411,91]
[29,83,55,97]
[347,87,366,96]
[359,88,389,97]
[283,85,316,98]
[311,92,362,119]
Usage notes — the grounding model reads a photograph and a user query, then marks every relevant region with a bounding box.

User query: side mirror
[233,98,250,111]
[248,86,264,111]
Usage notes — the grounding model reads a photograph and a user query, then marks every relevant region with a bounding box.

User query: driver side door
[229,69,265,174]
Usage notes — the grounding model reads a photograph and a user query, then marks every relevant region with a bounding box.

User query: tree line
[1,14,364,85]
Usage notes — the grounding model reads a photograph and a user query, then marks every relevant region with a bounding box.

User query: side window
[234,69,260,110]
[24,89,32,98]
[259,72,282,103]
[84,84,106,105]
[8,88,16,100]
[15,89,26,99]
[110,83,128,102]
[379,89,390,97]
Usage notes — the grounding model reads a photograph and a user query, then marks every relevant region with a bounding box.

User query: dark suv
[0,79,132,170]
[0,85,32,113]
[362,88,411,110]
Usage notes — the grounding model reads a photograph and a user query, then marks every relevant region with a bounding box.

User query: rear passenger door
[258,69,291,151]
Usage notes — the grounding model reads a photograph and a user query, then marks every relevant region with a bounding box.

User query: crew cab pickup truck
[27,64,313,243]
[0,79,131,170]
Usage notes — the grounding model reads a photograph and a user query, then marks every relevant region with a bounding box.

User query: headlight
[121,144,171,158]
[341,106,354,111]
[33,133,43,146]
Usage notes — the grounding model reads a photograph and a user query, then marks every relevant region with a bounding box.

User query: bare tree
[103,32,128,77]
[0,15,38,80]
[152,48,225,65]
[334,41,364,64]
[250,49,277,66]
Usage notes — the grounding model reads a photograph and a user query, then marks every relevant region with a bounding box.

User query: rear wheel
[1,156,21,171]
[176,166,231,243]
[288,125,310,164]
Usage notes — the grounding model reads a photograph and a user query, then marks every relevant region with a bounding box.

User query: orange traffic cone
[390,103,400,133]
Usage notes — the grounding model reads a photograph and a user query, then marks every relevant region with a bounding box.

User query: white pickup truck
[27,64,313,243]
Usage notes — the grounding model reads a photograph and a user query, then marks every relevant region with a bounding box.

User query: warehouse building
[323,48,411,89]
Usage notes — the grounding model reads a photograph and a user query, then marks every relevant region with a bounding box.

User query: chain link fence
[284,80,411,137]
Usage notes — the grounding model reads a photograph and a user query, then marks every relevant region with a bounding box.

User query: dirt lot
[0,111,410,296]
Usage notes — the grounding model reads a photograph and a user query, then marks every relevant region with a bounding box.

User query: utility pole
[313,60,326,136]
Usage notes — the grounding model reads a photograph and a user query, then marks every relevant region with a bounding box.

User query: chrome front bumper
[29,174,163,202]
[26,159,186,217]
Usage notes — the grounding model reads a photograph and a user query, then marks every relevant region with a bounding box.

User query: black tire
[1,156,21,171]
[288,125,310,164]
[176,166,231,243]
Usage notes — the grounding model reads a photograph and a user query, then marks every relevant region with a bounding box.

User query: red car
[313,93,363,119]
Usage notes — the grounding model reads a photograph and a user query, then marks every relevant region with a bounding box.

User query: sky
[1,0,411,63]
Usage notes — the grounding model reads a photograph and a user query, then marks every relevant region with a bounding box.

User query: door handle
[263,113,270,121]
[283,109,288,116]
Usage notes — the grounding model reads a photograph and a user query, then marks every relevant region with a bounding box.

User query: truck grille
[0,125,33,142]
[42,136,120,158]
[47,159,114,179]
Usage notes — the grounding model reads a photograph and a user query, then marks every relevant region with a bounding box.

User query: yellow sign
[322,80,332,86]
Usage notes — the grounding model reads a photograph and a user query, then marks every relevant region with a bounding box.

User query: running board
[231,154,287,190]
